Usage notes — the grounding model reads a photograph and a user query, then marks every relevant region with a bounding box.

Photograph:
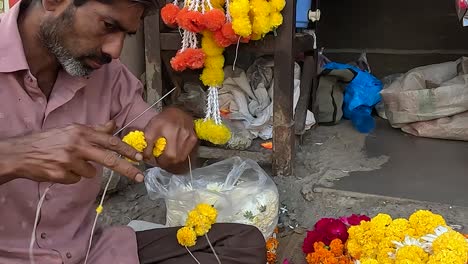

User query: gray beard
[38,8,92,77]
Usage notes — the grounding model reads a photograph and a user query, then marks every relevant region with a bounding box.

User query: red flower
[314,218,335,231]
[340,214,370,226]
[176,8,205,33]
[202,9,226,31]
[221,23,239,42]
[213,30,233,47]
[161,3,180,27]
[322,219,348,244]
[303,230,325,253]
[170,48,206,71]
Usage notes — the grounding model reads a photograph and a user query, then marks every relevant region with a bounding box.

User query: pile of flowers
[302,210,468,264]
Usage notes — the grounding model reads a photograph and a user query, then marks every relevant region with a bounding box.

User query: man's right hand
[0,121,144,185]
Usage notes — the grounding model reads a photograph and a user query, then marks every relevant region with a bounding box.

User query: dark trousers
[136,223,267,264]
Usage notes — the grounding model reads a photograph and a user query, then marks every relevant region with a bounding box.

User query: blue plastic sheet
[323,62,383,133]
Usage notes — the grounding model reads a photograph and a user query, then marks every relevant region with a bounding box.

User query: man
[0,0,266,263]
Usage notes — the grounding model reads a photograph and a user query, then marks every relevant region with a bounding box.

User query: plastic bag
[144,157,279,238]
[323,62,383,133]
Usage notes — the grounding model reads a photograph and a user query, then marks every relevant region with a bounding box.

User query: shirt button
[66,252,72,259]
[45,194,51,201]
[40,232,47,239]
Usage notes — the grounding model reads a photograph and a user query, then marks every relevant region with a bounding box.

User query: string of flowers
[160,0,286,146]
[176,203,220,263]
[266,227,279,264]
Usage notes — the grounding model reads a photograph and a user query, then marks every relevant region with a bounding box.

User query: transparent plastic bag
[144,157,279,238]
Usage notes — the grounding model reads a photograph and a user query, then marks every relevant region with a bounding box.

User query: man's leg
[136,223,266,264]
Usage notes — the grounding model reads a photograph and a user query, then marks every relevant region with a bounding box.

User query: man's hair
[23,0,160,15]
[74,0,160,14]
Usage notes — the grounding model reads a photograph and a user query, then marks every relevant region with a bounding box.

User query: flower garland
[266,227,279,264]
[176,203,221,263]
[161,0,286,146]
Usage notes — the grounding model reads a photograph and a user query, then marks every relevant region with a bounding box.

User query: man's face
[38,0,144,77]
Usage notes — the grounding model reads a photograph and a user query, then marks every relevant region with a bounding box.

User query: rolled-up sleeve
[110,64,159,136]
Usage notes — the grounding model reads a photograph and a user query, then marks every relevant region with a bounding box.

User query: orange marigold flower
[266,237,279,251]
[267,251,277,263]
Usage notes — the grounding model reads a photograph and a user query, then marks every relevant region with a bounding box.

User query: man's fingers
[82,147,144,182]
[70,160,97,179]
[93,120,116,134]
[142,130,158,160]
[85,129,143,162]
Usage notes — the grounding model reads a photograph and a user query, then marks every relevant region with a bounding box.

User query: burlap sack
[381,57,468,141]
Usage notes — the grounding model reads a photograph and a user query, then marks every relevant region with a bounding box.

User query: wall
[318,0,468,78]
[120,26,145,79]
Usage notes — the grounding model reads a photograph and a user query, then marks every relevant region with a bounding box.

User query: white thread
[186,246,202,264]
[201,0,206,13]
[82,87,177,263]
[205,234,221,264]
[83,171,114,264]
[29,184,53,264]
[232,37,241,71]
[225,0,232,22]
[206,0,213,10]
[114,87,177,136]
[213,88,221,124]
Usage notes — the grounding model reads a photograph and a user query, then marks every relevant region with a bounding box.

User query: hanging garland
[161,0,286,146]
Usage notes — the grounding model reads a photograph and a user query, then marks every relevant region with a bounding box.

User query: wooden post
[273,0,296,176]
[144,13,163,111]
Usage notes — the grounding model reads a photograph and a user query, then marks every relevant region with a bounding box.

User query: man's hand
[142,107,198,173]
[0,121,144,185]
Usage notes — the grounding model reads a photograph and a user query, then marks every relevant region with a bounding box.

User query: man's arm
[0,141,19,185]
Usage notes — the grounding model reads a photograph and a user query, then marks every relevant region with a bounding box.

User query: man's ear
[42,0,72,12]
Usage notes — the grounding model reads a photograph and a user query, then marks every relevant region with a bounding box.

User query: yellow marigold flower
[395,245,429,264]
[269,0,285,11]
[432,230,468,261]
[229,0,252,37]
[371,213,393,228]
[152,137,166,158]
[204,55,225,70]
[387,218,415,241]
[122,130,147,152]
[201,31,224,56]
[185,211,212,236]
[346,239,362,259]
[194,118,231,145]
[428,249,465,264]
[269,12,283,29]
[409,210,446,237]
[200,67,225,87]
[195,203,217,225]
[361,259,379,264]
[177,226,197,247]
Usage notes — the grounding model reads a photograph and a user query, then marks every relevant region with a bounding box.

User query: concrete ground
[100,120,468,263]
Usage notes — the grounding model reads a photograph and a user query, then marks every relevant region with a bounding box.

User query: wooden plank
[272,0,296,176]
[144,13,163,110]
[198,146,271,164]
[295,55,316,135]
[160,32,315,54]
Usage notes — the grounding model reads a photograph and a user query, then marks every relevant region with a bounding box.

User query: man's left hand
[142,107,198,173]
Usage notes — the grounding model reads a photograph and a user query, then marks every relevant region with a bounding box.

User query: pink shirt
[0,4,157,264]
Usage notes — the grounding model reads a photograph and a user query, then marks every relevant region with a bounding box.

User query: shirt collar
[0,2,29,73]
[0,3,89,86]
